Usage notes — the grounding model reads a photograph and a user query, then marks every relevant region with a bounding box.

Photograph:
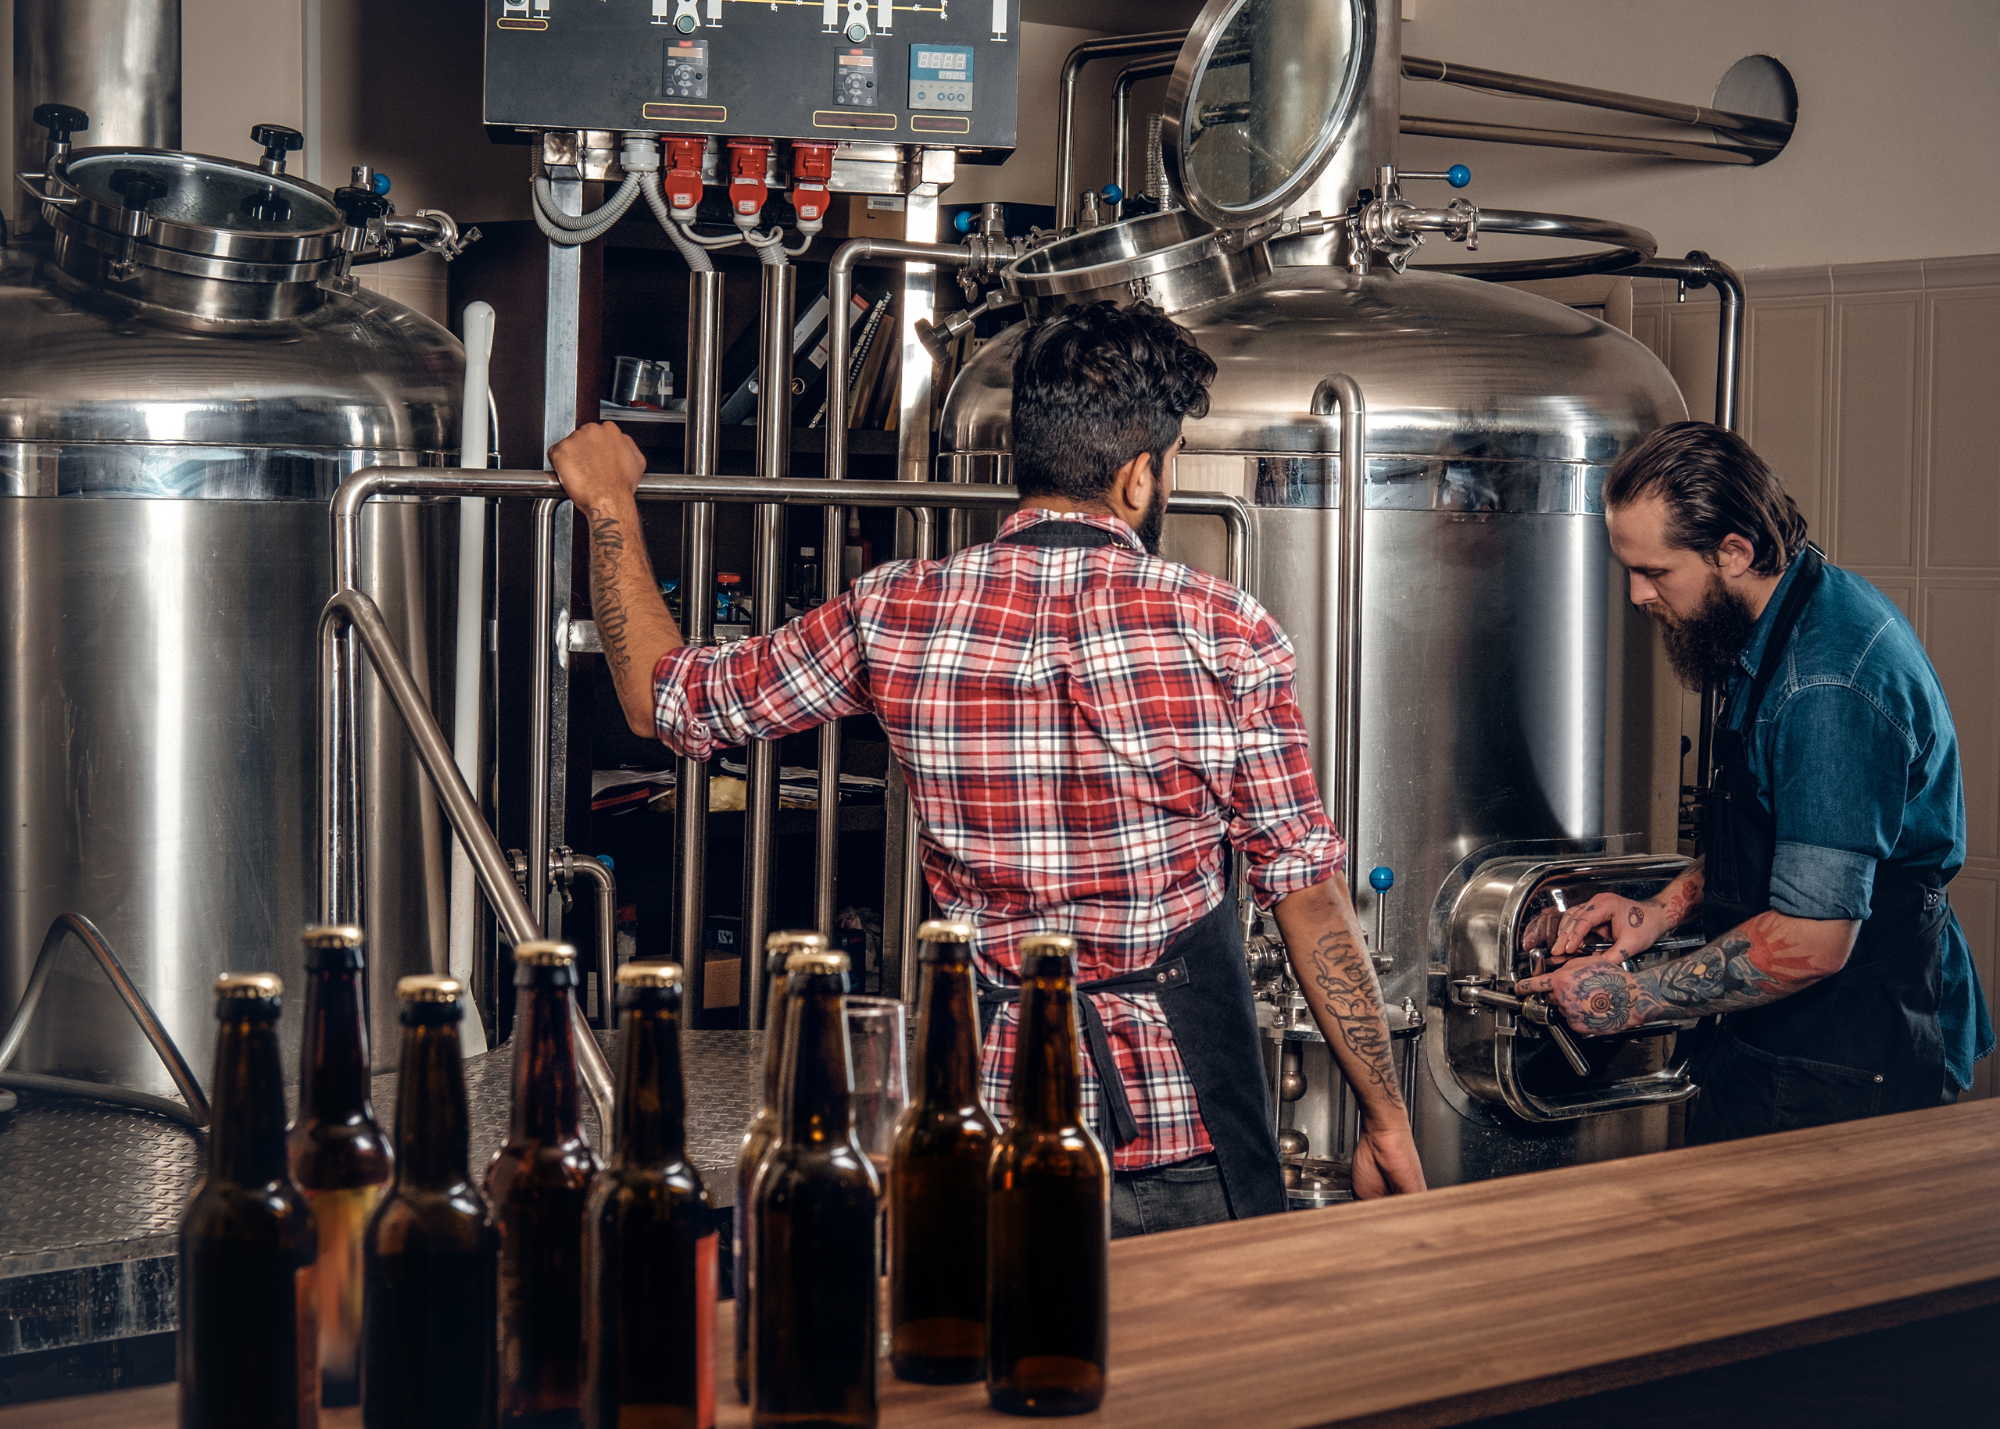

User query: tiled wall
[1634,255,2000,1100]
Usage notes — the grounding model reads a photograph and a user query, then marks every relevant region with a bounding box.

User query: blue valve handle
[954,208,974,235]
[1369,866,1395,892]
[371,172,391,196]
[1401,165,1472,189]
[1101,183,1124,205]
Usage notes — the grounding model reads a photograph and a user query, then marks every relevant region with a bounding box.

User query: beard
[1650,573,1758,691]
[1134,461,1170,555]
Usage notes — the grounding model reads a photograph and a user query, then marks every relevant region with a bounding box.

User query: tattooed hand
[1519,961,1657,1035]
[550,421,645,519]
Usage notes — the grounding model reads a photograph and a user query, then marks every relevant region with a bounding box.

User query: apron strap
[1733,545,1827,733]
[998,521,1123,550]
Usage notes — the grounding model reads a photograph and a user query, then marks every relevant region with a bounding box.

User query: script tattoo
[1306,929,1403,1108]
[589,513,635,680]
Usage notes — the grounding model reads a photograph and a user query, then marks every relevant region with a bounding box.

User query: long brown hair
[1604,422,1809,575]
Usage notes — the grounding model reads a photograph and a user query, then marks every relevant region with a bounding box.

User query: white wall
[1397,0,2000,271]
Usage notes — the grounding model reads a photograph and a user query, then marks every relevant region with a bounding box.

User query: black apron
[1688,547,1949,1144]
[972,520,1288,1218]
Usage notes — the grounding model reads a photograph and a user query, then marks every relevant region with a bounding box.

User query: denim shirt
[1725,553,1995,1088]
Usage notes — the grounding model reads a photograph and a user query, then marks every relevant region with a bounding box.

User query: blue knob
[1369,866,1395,892]
[953,209,974,235]
[596,854,615,871]
[371,171,391,196]
[1101,183,1124,205]
[1446,164,1471,189]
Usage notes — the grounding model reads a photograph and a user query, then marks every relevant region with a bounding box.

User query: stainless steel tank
[0,122,461,1093]
[939,0,1691,1186]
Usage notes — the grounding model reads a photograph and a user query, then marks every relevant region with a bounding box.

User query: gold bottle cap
[300,924,364,949]
[615,961,683,990]
[513,940,578,967]
[397,974,464,1003]
[788,949,851,977]
[215,972,283,999]
[765,929,830,955]
[916,918,976,944]
[1019,932,1077,974]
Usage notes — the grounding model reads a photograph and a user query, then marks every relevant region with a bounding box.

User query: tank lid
[1162,0,1371,232]
[56,148,340,263]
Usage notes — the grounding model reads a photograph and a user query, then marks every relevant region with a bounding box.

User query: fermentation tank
[940,0,1696,1186]
[0,99,462,1093]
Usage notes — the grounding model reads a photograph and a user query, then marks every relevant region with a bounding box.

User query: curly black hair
[1009,300,1216,503]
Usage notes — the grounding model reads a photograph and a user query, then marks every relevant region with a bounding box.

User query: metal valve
[1347,165,1482,276]
[251,124,304,176]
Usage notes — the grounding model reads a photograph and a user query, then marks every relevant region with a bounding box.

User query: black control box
[485,0,1018,158]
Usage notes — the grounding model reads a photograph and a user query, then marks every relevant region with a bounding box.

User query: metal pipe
[0,911,210,1127]
[1399,114,1757,165]
[1419,208,1657,282]
[816,500,844,936]
[678,271,724,1008]
[1112,57,1176,219]
[567,852,619,1028]
[1401,54,1792,146]
[450,301,496,1051]
[745,259,795,1028]
[1056,31,1189,229]
[528,499,559,932]
[319,587,615,1130]
[1311,374,1367,897]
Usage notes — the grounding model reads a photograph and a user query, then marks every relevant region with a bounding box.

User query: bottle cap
[765,929,830,955]
[615,961,683,990]
[397,974,464,1003]
[787,949,850,977]
[215,971,283,999]
[300,922,365,970]
[1018,932,1077,975]
[513,940,578,968]
[917,918,975,944]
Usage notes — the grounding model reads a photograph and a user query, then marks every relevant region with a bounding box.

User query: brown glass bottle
[890,919,999,1384]
[733,929,829,1404]
[750,949,881,1429]
[487,940,603,1427]
[178,973,321,1429]
[986,934,1110,1417]
[362,975,497,1429]
[287,924,393,1407]
[585,962,717,1429]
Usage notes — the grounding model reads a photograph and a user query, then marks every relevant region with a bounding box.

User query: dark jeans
[1110,1153,1233,1239]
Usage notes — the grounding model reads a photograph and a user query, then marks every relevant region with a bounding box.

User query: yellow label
[304,1183,382,1396]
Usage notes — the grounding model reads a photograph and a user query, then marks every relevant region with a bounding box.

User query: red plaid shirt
[652,508,1342,1169]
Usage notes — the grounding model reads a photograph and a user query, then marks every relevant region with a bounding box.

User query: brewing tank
[0,134,462,1092]
[938,0,1691,1186]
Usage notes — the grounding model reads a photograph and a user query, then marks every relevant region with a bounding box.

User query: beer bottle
[178,973,320,1428]
[362,975,497,1429]
[287,924,393,1407]
[890,919,998,1384]
[750,949,880,1429]
[732,929,829,1403]
[488,940,604,1426]
[584,962,717,1429]
[986,933,1110,1416]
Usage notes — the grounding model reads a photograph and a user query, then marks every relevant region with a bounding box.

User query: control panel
[486,0,1018,157]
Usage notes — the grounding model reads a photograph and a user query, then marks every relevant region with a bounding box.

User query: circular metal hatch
[59,148,340,263]
[1161,0,1371,232]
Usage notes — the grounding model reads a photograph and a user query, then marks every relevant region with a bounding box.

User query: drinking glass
[845,995,907,1358]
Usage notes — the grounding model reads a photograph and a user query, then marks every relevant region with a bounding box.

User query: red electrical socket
[725,138,771,230]
[790,141,838,232]
[661,134,708,214]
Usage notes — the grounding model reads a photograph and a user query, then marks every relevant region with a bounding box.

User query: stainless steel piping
[528,498,559,932]
[1056,30,1188,229]
[565,851,618,1027]
[745,259,795,1029]
[1112,56,1177,218]
[1400,114,1756,166]
[318,586,615,1132]
[677,271,724,1007]
[1401,54,1792,148]
[1418,209,1657,282]
[1312,374,1367,897]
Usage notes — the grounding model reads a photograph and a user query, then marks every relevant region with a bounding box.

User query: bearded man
[1517,422,1992,1141]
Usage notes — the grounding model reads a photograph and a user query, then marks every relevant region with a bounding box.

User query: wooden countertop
[11,1100,1997,1428]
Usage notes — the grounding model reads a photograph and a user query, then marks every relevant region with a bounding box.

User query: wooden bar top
[10,1100,1996,1428]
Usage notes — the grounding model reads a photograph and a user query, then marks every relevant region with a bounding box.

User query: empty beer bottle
[585,962,717,1429]
[488,940,603,1427]
[288,924,393,1407]
[986,934,1110,1416]
[733,929,829,1403]
[179,973,320,1428]
[891,919,998,1385]
[362,975,497,1429]
[750,948,880,1429]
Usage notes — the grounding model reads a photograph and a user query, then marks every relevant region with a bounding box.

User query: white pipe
[449,300,496,1054]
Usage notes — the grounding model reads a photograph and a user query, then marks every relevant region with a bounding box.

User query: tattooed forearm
[1652,864,1705,930]
[1304,929,1404,1109]
[590,514,635,679]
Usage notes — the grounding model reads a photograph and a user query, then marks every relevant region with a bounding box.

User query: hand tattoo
[1567,966,1642,1033]
[590,515,635,679]
[1305,930,1404,1109]
[1628,907,1644,928]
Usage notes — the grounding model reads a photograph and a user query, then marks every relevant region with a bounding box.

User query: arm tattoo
[1640,932,1786,1016]
[1305,930,1404,1109]
[589,514,635,680]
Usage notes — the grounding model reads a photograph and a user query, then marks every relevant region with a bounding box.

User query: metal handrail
[327,466,1253,1022]
[1056,30,1190,227]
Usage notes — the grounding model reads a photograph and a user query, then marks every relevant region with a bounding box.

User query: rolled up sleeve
[1767,684,1913,921]
[652,590,873,758]
[1223,609,1344,906]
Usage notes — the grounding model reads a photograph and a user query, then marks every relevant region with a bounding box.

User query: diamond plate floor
[0,1028,759,1355]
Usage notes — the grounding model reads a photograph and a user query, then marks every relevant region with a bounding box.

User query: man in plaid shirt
[553,301,1425,1231]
